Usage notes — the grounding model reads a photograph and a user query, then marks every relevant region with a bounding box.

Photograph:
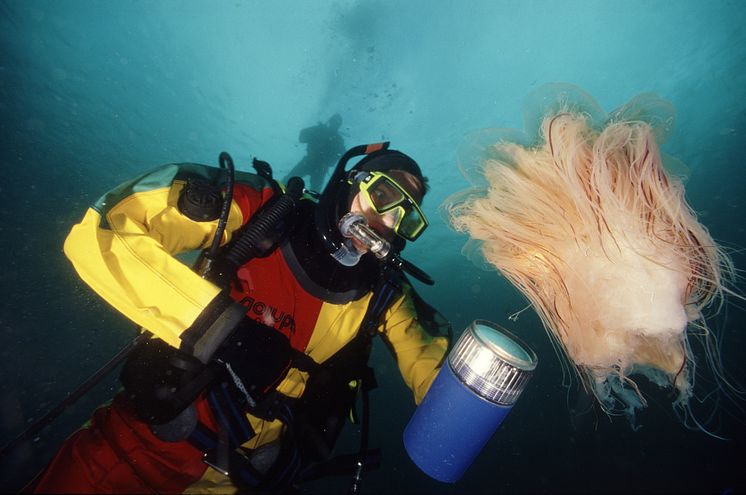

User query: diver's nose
[368,215,396,241]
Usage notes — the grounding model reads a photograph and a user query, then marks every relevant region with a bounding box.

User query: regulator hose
[208,152,236,260]
[224,176,304,267]
[201,175,305,289]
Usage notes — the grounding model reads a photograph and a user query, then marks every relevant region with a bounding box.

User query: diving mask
[350,170,429,241]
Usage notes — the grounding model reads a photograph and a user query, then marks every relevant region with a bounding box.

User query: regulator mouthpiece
[338,213,391,259]
[330,239,363,267]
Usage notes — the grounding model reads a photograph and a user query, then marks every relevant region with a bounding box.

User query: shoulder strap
[360,266,404,340]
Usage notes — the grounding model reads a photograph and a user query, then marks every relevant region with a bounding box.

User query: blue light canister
[403,320,537,483]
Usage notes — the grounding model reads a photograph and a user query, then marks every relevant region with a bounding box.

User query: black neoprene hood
[352,150,425,195]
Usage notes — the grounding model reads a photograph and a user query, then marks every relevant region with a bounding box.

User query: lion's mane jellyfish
[445,84,737,428]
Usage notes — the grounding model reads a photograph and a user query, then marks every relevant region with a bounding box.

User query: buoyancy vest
[185,259,406,493]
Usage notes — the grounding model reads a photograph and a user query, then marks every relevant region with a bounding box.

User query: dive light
[403,320,537,483]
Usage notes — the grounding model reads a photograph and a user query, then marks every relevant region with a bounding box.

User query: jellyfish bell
[445,84,737,430]
[520,82,607,141]
[455,127,529,189]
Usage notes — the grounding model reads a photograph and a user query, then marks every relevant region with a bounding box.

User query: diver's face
[349,169,424,252]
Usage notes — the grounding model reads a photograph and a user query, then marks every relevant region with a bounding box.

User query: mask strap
[346,170,371,184]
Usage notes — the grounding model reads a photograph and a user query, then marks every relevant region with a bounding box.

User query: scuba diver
[282,113,346,192]
[28,142,449,493]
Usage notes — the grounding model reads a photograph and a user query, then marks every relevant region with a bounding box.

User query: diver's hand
[121,292,293,424]
[184,291,293,407]
[121,337,214,425]
[122,313,292,425]
[212,317,293,408]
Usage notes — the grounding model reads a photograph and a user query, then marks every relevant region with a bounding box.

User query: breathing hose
[209,152,236,259]
[223,176,304,268]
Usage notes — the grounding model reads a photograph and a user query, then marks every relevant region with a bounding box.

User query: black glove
[121,337,218,425]
[182,289,294,405]
[121,292,293,425]
[212,317,293,409]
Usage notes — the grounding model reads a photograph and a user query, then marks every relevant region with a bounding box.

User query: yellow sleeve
[380,285,449,405]
[63,164,249,348]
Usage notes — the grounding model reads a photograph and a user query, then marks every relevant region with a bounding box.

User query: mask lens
[368,178,405,212]
[398,205,426,240]
[358,171,428,241]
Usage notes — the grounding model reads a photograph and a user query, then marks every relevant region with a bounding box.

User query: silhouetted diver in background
[283,113,345,191]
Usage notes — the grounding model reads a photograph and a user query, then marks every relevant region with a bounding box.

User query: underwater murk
[1,1,745,493]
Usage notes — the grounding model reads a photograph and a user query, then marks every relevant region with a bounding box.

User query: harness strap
[206,382,255,448]
[190,421,265,488]
[361,271,401,338]
[188,400,301,492]
[348,268,401,494]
